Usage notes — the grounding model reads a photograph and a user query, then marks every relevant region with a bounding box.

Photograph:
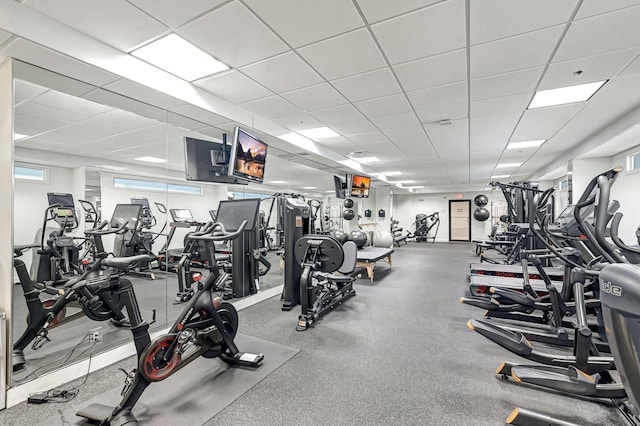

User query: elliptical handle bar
[187,220,247,242]
[85,220,131,236]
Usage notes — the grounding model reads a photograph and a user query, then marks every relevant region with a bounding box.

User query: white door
[450,200,470,241]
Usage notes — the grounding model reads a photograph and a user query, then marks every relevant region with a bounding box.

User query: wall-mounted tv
[350,175,371,198]
[333,175,345,199]
[184,136,247,185]
[228,127,268,184]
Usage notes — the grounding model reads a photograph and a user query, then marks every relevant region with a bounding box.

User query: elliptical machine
[77,199,265,425]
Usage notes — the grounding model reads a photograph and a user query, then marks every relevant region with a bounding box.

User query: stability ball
[474,194,489,207]
[473,207,490,222]
[374,230,393,248]
[331,229,349,245]
[343,198,354,208]
[349,229,368,248]
[343,209,355,220]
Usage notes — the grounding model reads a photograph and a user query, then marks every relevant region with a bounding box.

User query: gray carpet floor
[1,242,629,425]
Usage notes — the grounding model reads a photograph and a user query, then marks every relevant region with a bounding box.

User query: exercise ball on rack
[331,229,349,245]
[343,209,355,220]
[474,194,489,207]
[343,198,354,208]
[349,229,368,248]
[473,207,490,222]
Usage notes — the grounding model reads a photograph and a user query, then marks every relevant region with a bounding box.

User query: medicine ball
[349,229,368,248]
[343,209,355,220]
[331,229,349,245]
[473,207,490,222]
[343,198,354,208]
[474,194,489,207]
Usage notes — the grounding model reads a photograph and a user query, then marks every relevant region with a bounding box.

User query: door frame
[449,200,471,242]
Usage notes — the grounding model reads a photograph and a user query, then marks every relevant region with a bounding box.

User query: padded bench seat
[356,247,394,282]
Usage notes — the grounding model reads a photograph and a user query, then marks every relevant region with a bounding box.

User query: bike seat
[103,255,152,270]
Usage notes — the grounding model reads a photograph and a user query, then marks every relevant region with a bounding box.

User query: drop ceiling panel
[424,120,468,159]
[416,103,468,124]
[471,26,564,78]
[364,142,407,159]
[470,93,531,118]
[471,67,544,101]
[75,117,153,136]
[511,104,583,141]
[316,137,362,154]
[6,40,120,89]
[370,112,420,130]
[239,95,301,119]
[15,136,73,151]
[167,113,208,131]
[311,104,365,125]
[333,69,400,104]
[239,52,323,93]
[470,0,577,45]
[14,114,67,133]
[31,90,113,117]
[554,6,640,62]
[470,112,521,152]
[575,0,640,20]
[127,0,226,28]
[194,70,273,104]
[281,83,348,112]
[355,0,442,24]
[406,82,468,111]
[354,94,413,118]
[243,0,363,48]
[0,29,12,45]
[177,2,288,68]
[393,49,467,92]
[170,104,232,126]
[347,132,389,145]
[540,48,640,90]
[297,28,387,80]
[14,82,48,107]
[23,0,168,51]
[371,0,465,64]
[103,79,187,110]
[383,126,435,157]
[330,120,378,136]
[93,109,161,128]
[273,114,325,132]
[84,89,165,119]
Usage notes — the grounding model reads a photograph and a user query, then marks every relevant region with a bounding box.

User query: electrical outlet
[89,327,102,344]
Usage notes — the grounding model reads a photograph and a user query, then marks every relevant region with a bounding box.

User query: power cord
[26,332,97,405]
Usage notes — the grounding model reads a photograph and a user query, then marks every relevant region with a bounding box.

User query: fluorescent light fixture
[135,156,167,163]
[383,171,402,176]
[269,180,287,184]
[97,164,126,171]
[131,33,229,82]
[280,132,321,155]
[507,140,546,149]
[496,163,522,168]
[302,186,316,189]
[298,127,339,139]
[528,80,607,109]
[491,174,510,179]
[14,133,29,140]
[390,180,415,184]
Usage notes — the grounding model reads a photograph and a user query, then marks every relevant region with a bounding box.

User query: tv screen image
[228,127,268,184]
[350,175,371,198]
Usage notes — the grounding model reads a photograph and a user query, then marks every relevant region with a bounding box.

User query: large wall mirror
[7,59,390,389]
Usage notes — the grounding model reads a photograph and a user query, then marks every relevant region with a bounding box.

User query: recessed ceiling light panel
[135,156,167,163]
[528,80,607,109]
[298,127,339,139]
[347,151,381,164]
[491,174,510,179]
[496,163,522,168]
[507,140,546,149]
[131,34,229,82]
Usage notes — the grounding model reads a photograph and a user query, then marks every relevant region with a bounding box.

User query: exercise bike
[12,221,137,372]
[78,213,264,425]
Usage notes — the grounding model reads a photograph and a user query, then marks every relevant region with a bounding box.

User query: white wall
[572,158,612,200]
[100,172,228,251]
[393,190,503,242]
[611,147,640,242]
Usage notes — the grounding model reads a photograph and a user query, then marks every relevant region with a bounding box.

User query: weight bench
[393,234,407,246]
[356,247,394,282]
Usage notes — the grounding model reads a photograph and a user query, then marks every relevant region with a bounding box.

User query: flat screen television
[333,175,345,199]
[227,127,268,184]
[184,136,247,185]
[350,175,371,198]
[47,192,75,208]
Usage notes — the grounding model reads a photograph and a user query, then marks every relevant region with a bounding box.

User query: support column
[0,57,15,407]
